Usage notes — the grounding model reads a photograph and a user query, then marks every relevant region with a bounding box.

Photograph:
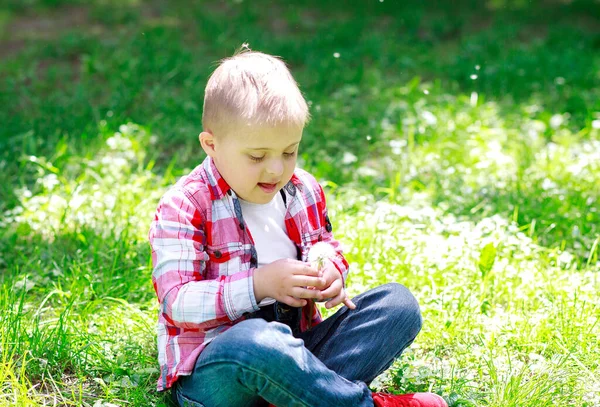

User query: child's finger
[343,297,357,310]
[294,275,327,289]
[293,264,320,276]
[324,290,345,309]
[282,296,307,308]
[291,287,323,300]
[319,279,342,299]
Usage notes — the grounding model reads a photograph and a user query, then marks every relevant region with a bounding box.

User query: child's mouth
[258,183,278,193]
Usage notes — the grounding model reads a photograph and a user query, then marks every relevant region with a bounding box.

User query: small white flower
[421,111,437,126]
[558,251,573,267]
[389,139,407,155]
[470,91,478,106]
[342,152,357,164]
[550,114,564,129]
[308,242,337,275]
[356,166,378,177]
[40,173,60,191]
[541,178,557,191]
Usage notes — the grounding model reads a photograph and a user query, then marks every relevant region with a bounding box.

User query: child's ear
[199,131,216,157]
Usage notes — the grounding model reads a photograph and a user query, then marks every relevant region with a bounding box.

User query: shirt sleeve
[315,183,350,284]
[149,188,259,330]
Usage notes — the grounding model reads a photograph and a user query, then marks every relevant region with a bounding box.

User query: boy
[149,46,447,407]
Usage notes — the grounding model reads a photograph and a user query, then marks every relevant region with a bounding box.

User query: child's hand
[253,259,327,308]
[318,260,356,310]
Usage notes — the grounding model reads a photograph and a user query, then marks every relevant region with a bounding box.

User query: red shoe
[267,392,447,407]
[372,392,448,407]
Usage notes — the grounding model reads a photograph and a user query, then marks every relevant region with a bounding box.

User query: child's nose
[266,159,284,176]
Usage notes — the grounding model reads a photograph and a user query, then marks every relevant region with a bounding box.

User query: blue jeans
[174,283,422,407]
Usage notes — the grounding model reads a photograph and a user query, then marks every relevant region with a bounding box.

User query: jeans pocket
[176,392,207,407]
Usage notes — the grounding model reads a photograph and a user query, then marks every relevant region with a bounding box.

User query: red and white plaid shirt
[149,157,349,391]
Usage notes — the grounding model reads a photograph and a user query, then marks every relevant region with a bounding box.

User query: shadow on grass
[1,0,599,166]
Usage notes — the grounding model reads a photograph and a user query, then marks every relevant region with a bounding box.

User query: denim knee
[378,283,423,339]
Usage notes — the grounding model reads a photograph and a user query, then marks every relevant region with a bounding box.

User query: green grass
[1,0,599,406]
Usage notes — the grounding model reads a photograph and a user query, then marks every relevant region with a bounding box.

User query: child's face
[200,124,303,204]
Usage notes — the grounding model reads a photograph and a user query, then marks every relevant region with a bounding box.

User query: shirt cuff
[247,268,260,311]
[223,269,260,320]
[332,255,348,285]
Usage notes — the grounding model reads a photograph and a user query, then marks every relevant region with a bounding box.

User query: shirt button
[214,250,222,258]
[318,235,323,241]
[325,224,332,232]
[239,223,245,230]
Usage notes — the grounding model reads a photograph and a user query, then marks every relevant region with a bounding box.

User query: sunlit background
[1,1,599,406]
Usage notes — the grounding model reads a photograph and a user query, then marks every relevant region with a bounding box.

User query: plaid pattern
[149,156,349,391]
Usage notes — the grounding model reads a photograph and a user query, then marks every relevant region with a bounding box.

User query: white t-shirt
[239,192,297,306]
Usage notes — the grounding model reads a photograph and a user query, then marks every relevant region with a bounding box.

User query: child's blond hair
[202,45,310,136]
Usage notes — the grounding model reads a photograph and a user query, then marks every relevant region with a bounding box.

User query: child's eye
[249,151,295,163]
[249,155,265,162]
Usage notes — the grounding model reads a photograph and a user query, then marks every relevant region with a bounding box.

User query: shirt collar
[202,156,302,201]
